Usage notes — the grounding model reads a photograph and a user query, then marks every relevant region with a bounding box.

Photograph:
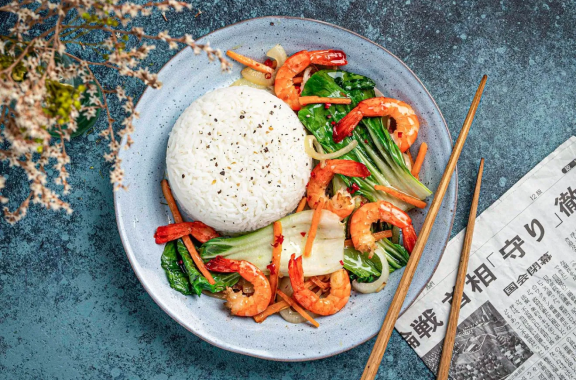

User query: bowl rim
[114,15,458,361]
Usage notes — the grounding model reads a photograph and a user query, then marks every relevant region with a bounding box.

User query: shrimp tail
[288,254,305,291]
[205,256,238,272]
[330,160,371,178]
[309,50,348,65]
[333,110,363,143]
[402,225,417,253]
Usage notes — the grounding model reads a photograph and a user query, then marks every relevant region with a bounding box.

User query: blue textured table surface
[1,1,575,379]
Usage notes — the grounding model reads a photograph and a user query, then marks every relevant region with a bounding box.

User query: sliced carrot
[304,198,325,258]
[161,180,216,285]
[344,230,393,248]
[293,77,304,84]
[268,221,283,305]
[374,185,427,209]
[299,96,351,106]
[276,290,320,328]
[411,142,428,178]
[295,197,307,213]
[226,50,274,74]
[254,301,290,323]
[310,276,330,290]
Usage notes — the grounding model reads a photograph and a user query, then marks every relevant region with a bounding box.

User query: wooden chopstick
[436,158,484,380]
[360,75,488,380]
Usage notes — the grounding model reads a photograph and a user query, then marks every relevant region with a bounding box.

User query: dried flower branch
[0,0,231,223]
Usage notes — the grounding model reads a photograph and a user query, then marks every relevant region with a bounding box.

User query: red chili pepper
[154,222,220,244]
[300,232,306,237]
[267,263,277,275]
[398,132,403,138]
[347,183,360,195]
[327,115,332,119]
[265,73,272,79]
[264,59,274,68]
[339,260,345,266]
[310,171,316,178]
[324,103,332,109]
[364,139,368,143]
[331,121,336,126]
[272,234,285,247]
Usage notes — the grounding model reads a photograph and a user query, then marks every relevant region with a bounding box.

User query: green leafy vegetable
[161,241,194,295]
[343,239,410,282]
[200,210,345,276]
[176,240,240,295]
[298,70,432,209]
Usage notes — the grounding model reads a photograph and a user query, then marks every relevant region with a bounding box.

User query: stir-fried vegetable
[160,240,240,296]
[200,210,345,276]
[298,70,432,210]
[343,238,409,283]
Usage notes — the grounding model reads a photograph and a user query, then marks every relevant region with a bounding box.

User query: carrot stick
[293,77,304,84]
[411,142,428,178]
[268,221,283,305]
[254,300,290,323]
[276,290,320,328]
[310,276,330,290]
[226,50,274,74]
[344,230,393,248]
[299,96,351,106]
[304,198,325,258]
[253,280,315,323]
[161,180,216,285]
[374,185,427,209]
[295,197,307,213]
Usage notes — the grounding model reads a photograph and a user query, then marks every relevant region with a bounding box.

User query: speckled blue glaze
[2,1,575,379]
[115,16,456,361]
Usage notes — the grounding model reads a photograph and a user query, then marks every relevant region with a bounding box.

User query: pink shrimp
[288,254,350,316]
[333,97,420,152]
[274,50,347,111]
[350,200,417,256]
[205,256,271,317]
[306,159,370,220]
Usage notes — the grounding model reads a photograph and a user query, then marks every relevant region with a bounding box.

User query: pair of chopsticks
[361,75,488,380]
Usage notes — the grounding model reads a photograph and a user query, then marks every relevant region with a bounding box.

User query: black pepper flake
[208,132,211,135]
[240,115,245,119]
[269,111,274,115]
[220,171,225,175]
[264,147,269,153]
[215,163,218,167]
[214,118,218,122]
[182,174,185,178]
[218,190,222,194]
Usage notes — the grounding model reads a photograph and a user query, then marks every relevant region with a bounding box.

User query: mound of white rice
[166,86,312,234]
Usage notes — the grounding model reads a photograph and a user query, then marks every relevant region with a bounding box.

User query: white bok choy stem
[200,210,345,276]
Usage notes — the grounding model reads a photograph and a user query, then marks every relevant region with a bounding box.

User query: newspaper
[396,137,576,380]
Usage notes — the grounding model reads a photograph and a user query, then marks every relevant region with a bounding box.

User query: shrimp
[274,50,348,111]
[205,256,271,317]
[350,200,417,256]
[333,97,420,152]
[288,254,350,316]
[307,159,370,220]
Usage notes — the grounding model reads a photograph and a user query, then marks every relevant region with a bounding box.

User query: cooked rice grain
[166,86,312,234]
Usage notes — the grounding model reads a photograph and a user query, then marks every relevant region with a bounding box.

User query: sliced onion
[304,135,358,160]
[278,277,307,324]
[352,247,390,294]
[301,66,315,89]
[230,78,273,92]
[266,44,287,68]
[403,152,412,171]
[241,67,274,86]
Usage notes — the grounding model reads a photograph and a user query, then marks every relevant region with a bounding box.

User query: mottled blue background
[1,1,575,379]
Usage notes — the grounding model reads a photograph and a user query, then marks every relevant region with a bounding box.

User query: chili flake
[267,263,277,275]
[339,260,345,266]
[272,234,285,248]
[324,103,332,109]
[347,183,360,195]
[300,232,306,237]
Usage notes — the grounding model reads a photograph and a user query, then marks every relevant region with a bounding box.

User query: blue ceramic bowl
[114,16,456,361]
